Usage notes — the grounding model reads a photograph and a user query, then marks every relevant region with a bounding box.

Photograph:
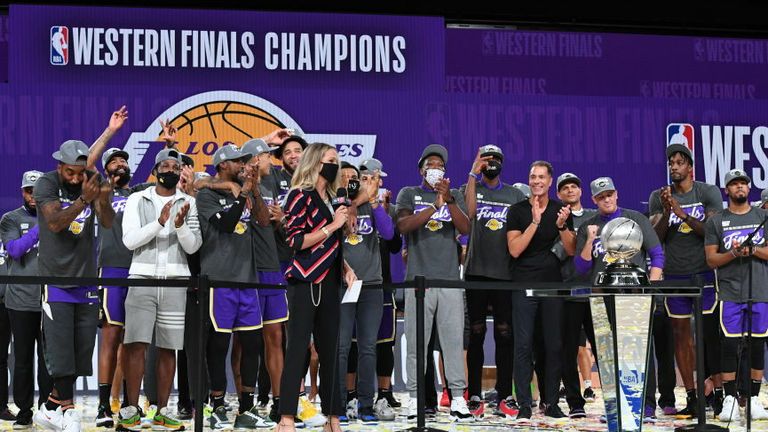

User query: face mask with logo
[347,178,361,199]
[157,171,180,189]
[482,160,502,179]
[319,162,339,183]
[424,168,444,187]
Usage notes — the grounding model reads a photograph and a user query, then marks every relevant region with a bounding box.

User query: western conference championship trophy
[591,217,652,432]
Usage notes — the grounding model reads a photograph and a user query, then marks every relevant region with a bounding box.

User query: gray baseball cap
[512,182,531,198]
[52,140,89,166]
[212,144,251,167]
[666,144,693,163]
[359,158,388,177]
[557,172,581,191]
[241,139,276,157]
[479,144,504,162]
[155,148,182,165]
[21,170,43,188]
[101,147,129,170]
[724,168,751,186]
[418,144,448,167]
[761,188,768,205]
[590,177,616,197]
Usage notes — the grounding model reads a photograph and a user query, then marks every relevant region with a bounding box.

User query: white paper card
[342,280,363,303]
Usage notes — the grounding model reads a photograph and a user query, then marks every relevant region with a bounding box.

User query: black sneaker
[676,398,697,419]
[96,404,115,428]
[516,406,532,420]
[12,417,31,430]
[0,409,16,422]
[176,403,193,421]
[545,404,567,419]
[713,394,724,417]
[583,387,596,402]
[424,406,437,419]
[268,400,279,423]
[569,407,587,419]
[379,390,401,408]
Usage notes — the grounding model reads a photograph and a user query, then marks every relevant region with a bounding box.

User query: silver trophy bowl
[595,217,649,286]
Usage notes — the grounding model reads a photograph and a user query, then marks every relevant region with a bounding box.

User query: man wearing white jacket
[118,148,202,431]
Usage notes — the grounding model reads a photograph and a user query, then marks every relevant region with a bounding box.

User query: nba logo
[50,26,69,65]
[666,123,695,181]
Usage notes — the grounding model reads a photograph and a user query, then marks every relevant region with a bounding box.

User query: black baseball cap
[275,135,308,159]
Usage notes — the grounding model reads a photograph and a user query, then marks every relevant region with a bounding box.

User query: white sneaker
[345,398,358,421]
[296,397,325,428]
[373,398,396,421]
[450,397,474,423]
[719,395,740,422]
[142,405,157,429]
[407,398,417,421]
[751,396,768,420]
[62,410,81,432]
[34,404,64,431]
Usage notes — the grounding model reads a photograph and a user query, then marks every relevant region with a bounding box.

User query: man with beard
[396,144,473,423]
[0,171,52,429]
[649,144,723,417]
[460,145,526,419]
[93,147,151,427]
[553,173,597,419]
[704,169,768,422]
[197,145,274,429]
[119,149,201,432]
[33,140,116,432]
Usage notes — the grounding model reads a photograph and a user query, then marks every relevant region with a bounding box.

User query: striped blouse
[283,188,341,283]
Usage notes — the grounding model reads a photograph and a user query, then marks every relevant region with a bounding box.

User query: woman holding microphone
[275,143,356,432]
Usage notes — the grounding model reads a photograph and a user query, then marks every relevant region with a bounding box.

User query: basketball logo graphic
[346,233,363,245]
[234,221,247,235]
[425,220,443,232]
[123,91,378,179]
[69,220,83,235]
[50,26,69,65]
[485,219,503,231]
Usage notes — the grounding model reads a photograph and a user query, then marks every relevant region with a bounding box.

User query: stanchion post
[194,275,208,432]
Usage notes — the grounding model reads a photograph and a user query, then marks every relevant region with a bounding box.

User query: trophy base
[595,262,649,287]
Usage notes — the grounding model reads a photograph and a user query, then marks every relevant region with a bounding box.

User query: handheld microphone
[331,188,351,209]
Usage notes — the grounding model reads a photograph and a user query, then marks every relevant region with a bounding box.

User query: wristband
[446,195,456,204]
[78,196,89,205]
[531,220,540,226]
[321,226,331,238]
[469,172,481,181]
[557,224,567,231]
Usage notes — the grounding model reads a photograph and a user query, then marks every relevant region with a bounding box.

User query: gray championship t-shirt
[0,207,40,311]
[558,208,598,300]
[648,181,722,275]
[396,185,467,281]
[253,183,281,272]
[575,209,661,282]
[265,166,294,263]
[34,170,97,283]
[460,182,526,280]
[98,188,132,268]
[344,203,384,284]
[705,207,768,302]
[196,188,258,283]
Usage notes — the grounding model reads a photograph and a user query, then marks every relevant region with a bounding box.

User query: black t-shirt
[506,198,572,281]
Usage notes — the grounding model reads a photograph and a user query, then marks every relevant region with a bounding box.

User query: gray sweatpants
[405,287,466,398]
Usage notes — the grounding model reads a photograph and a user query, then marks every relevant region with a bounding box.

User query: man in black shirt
[506,160,574,420]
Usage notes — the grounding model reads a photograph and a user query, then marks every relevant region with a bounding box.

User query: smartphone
[377,188,388,203]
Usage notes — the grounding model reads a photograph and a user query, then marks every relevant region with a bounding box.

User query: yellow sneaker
[297,396,325,427]
[111,398,121,415]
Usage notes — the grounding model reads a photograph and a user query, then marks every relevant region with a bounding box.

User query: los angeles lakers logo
[234,221,247,235]
[485,219,503,231]
[69,221,83,235]
[678,222,692,234]
[426,220,443,232]
[346,233,363,245]
[122,90,377,179]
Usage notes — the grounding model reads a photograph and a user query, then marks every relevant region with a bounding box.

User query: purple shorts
[100,267,129,326]
[376,302,396,343]
[720,301,768,337]
[210,287,262,332]
[258,271,289,324]
[664,272,717,318]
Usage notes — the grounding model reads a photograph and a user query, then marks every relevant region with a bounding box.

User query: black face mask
[108,168,132,188]
[482,160,502,179]
[157,171,180,189]
[347,179,361,199]
[319,163,339,183]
